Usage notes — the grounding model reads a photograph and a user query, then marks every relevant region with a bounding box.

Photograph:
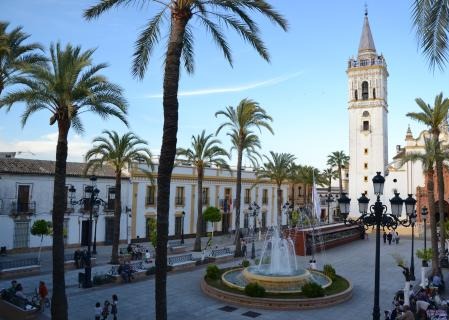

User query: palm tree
[176,130,230,252]
[84,3,287,318]
[400,138,449,276]
[407,93,449,258]
[0,22,45,96]
[215,99,273,256]
[255,152,295,226]
[85,130,153,264]
[327,151,349,196]
[412,1,449,70]
[0,43,128,320]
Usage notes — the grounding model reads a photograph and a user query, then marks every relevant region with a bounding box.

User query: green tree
[327,151,349,197]
[203,206,221,239]
[215,99,274,257]
[255,152,295,226]
[407,93,449,258]
[85,130,153,264]
[84,3,287,318]
[0,43,128,320]
[400,138,449,275]
[30,219,52,262]
[0,22,45,96]
[176,130,229,251]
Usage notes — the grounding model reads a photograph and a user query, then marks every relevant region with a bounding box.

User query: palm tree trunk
[194,168,203,251]
[51,124,69,320]
[277,186,282,227]
[155,14,188,320]
[427,170,440,276]
[111,172,122,264]
[436,152,446,256]
[234,146,243,257]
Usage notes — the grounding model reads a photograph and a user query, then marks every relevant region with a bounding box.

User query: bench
[0,258,40,279]
[210,248,234,263]
[168,240,187,254]
[168,253,196,270]
[64,253,96,271]
[0,293,39,320]
[107,261,147,283]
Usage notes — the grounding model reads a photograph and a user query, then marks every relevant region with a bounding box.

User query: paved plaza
[0,232,436,319]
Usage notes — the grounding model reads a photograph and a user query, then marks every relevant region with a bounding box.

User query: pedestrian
[383,231,387,244]
[80,250,86,268]
[387,231,393,245]
[74,249,81,269]
[8,280,17,294]
[111,294,118,320]
[395,231,400,245]
[241,240,247,258]
[101,300,110,320]
[95,302,102,320]
[38,281,48,312]
[145,249,151,263]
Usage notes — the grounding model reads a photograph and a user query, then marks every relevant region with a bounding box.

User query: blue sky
[1,0,448,170]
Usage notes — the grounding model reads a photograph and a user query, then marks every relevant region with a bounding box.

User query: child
[111,294,118,320]
[101,300,110,320]
[95,302,102,320]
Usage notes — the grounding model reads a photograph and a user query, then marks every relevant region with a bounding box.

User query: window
[244,214,249,229]
[146,186,156,206]
[107,187,115,211]
[175,216,182,236]
[244,189,251,204]
[354,89,358,100]
[17,185,31,213]
[362,111,370,117]
[298,186,303,196]
[223,188,232,213]
[64,186,69,212]
[363,120,369,131]
[262,189,268,205]
[175,187,185,206]
[364,176,368,182]
[364,148,368,155]
[373,88,376,99]
[202,188,209,205]
[362,81,368,100]
[364,163,368,169]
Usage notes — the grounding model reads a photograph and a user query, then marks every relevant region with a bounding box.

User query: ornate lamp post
[422,206,428,259]
[248,201,260,259]
[92,210,99,255]
[69,175,106,288]
[405,194,417,281]
[181,211,186,244]
[338,172,416,320]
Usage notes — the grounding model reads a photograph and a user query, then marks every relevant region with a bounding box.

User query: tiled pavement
[0,234,438,319]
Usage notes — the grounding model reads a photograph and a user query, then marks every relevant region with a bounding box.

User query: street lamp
[181,211,186,244]
[92,210,99,255]
[337,172,416,320]
[248,201,260,259]
[69,175,106,288]
[404,194,417,281]
[421,206,428,266]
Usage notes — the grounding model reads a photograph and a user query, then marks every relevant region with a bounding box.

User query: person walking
[38,281,48,312]
[241,240,247,258]
[383,231,387,244]
[101,300,110,320]
[395,231,400,245]
[94,302,102,320]
[111,294,118,320]
[387,231,393,245]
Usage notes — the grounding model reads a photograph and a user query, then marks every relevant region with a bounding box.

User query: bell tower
[348,11,389,214]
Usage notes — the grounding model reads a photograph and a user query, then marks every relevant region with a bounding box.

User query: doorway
[104,218,114,245]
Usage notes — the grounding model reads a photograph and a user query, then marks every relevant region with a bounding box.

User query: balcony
[146,197,156,206]
[175,197,185,206]
[262,198,269,205]
[244,197,250,204]
[10,200,36,215]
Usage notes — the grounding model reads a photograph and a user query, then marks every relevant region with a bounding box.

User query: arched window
[362,111,370,117]
[362,81,369,100]
[354,89,358,101]
[373,88,376,99]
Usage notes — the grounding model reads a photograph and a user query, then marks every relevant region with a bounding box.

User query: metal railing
[146,197,156,206]
[10,200,36,215]
[0,257,39,270]
[175,197,185,206]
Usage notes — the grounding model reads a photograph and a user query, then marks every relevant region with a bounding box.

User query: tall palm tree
[176,130,230,252]
[0,21,45,96]
[215,99,273,256]
[412,0,449,70]
[85,130,153,264]
[327,151,349,196]
[0,43,128,320]
[400,138,449,276]
[84,3,287,319]
[255,152,295,226]
[407,93,449,258]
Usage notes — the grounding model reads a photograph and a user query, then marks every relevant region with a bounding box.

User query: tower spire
[358,10,376,56]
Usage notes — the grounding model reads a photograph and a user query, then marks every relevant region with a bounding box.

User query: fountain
[222,227,332,293]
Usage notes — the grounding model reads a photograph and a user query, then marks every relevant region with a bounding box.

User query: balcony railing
[10,200,36,215]
[146,197,156,206]
[175,197,185,206]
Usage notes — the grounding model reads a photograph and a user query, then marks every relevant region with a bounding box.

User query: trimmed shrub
[302,282,325,298]
[244,283,266,297]
[242,259,250,267]
[93,274,115,286]
[206,264,220,280]
[323,264,337,281]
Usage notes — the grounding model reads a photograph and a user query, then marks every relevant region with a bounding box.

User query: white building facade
[348,12,389,214]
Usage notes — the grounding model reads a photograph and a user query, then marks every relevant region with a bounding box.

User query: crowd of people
[1,279,49,311]
[95,294,118,320]
[384,230,401,245]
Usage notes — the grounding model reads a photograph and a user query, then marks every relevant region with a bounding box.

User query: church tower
[348,12,388,214]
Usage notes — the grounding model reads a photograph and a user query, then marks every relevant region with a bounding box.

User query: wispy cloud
[145,71,303,99]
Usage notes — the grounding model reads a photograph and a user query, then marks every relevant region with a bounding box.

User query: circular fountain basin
[222,266,332,293]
